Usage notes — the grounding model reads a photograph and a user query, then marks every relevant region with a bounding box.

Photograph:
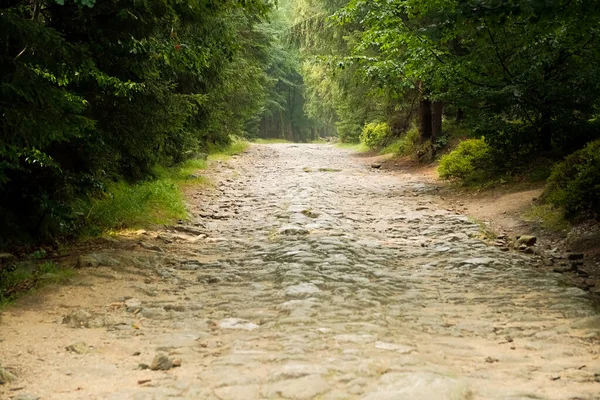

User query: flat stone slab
[218,318,259,331]
[285,283,321,296]
[362,372,472,400]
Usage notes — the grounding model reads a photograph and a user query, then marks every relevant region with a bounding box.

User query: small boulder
[585,279,597,288]
[76,254,99,268]
[0,253,15,264]
[278,226,309,236]
[125,298,142,310]
[0,366,17,384]
[76,253,120,268]
[66,342,89,354]
[150,354,173,371]
[138,242,164,253]
[192,152,208,161]
[12,394,40,400]
[62,309,93,328]
[516,235,537,246]
[371,162,382,169]
[577,268,591,278]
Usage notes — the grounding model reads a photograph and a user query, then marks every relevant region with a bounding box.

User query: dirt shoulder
[362,153,600,301]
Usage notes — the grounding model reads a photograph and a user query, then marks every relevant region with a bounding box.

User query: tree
[0,0,274,246]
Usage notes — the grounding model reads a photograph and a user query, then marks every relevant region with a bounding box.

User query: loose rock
[150,354,173,371]
[65,342,89,354]
[516,235,537,246]
[0,366,17,384]
[218,318,259,331]
[62,310,93,328]
[0,253,15,264]
[11,394,40,400]
[138,242,164,252]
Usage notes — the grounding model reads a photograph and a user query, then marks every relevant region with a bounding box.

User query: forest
[1,0,600,249]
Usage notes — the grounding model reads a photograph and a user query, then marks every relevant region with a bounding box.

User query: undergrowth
[468,216,498,240]
[0,261,74,306]
[75,140,248,236]
[336,142,370,152]
[74,179,188,236]
[208,140,250,159]
[379,139,406,155]
[523,204,570,233]
[253,138,292,144]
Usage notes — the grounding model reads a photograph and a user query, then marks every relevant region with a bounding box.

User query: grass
[252,138,291,144]
[76,178,188,236]
[336,142,370,152]
[523,204,570,233]
[2,141,250,307]
[76,140,249,236]
[379,138,406,155]
[208,140,250,160]
[155,159,208,182]
[303,167,342,173]
[0,261,75,307]
[318,168,342,172]
[468,217,498,240]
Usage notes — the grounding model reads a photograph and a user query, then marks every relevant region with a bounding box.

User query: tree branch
[484,19,514,80]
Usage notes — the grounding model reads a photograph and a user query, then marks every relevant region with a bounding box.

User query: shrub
[544,139,600,217]
[378,126,420,156]
[438,138,494,184]
[361,122,392,148]
[336,120,362,143]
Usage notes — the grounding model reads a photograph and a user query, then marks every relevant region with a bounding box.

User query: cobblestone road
[1,144,599,400]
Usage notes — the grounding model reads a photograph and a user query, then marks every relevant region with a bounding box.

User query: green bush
[438,138,494,184]
[545,139,600,217]
[361,122,391,148]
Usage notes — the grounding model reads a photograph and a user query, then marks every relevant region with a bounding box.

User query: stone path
[1,144,599,400]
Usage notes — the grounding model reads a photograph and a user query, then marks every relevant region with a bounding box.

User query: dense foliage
[438,138,494,184]
[3,0,600,248]
[545,140,600,217]
[0,0,275,247]
[361,122,391,149]
[290,0,600,216]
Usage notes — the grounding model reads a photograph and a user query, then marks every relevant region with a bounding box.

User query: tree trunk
[540,111,552,152]
[418,98,433,142]
[279,111,285,139]
[417,80,433,142]
[432,101,443,140]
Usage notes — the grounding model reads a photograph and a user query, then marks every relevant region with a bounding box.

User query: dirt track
[1,144,599,399]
